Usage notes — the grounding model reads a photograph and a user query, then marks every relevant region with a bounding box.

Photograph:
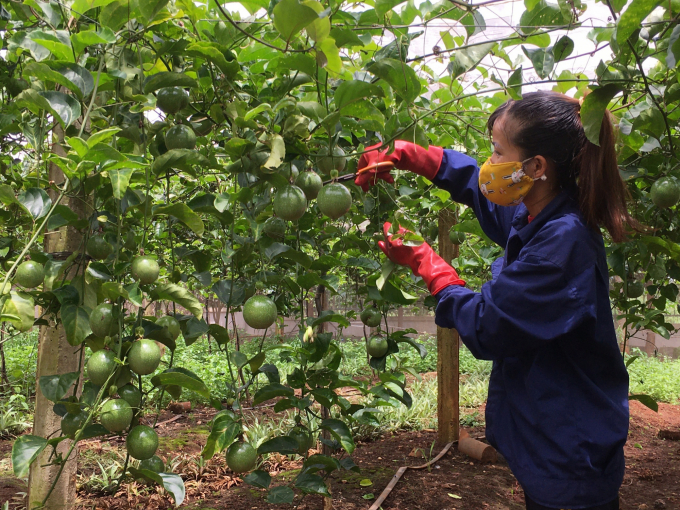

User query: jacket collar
[510,191,579,243]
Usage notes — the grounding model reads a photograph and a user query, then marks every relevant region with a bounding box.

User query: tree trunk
[437,209,460,445]
[28,127,90,509]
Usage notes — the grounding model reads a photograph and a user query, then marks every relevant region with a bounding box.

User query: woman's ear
[531,155,550,181]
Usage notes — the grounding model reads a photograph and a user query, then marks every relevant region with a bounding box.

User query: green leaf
[507,67,522,99]
[666,25,680,67]
[521,46,554,79]
[18,188,51,220]
[186,42,241,78]
[212,280,246,307]
[71,27,116,54]
[317,38,342,76]
[319,418,355,454]
[108,168,134,200]
[253,383,294,405]
[272,0,320,42]
[15,90,82,128]
[263,134,285,171]
[28,30,74,62]
[202,420,240,459]
[71,0,118,17]
[267,486,295,504]
[244,470,271,489]
[150,283,203,319]
[335,81,384,110]
[133,0,171,25]
[12,435,48,477]
[257,436,300,455]
[152,149,210,176]
[143,72,197,93]
[128,469,185,507]
[302,0,330,42]
[553,35,574,62]
[580,84,622,145]
[153,203,204,237]
[616,0,662,46]
[1,291,35,332]
[629,393,658,412]
[519,0,568,34]
[376,259,395,291]
[102,282,129,301]
[39,372,80,402]
[447,43,495,79]
[367,58,421,103]
[295,472,330,495]
[23,62,93,99]
[61,305,93,346]
[375,0,406,17]
[151,370,210,398]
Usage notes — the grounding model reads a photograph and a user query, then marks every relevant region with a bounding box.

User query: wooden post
[437,209,460,444]
[28,127,89,509]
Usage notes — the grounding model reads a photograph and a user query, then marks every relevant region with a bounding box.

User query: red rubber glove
[378,222,465,295]
[355,141,444,191]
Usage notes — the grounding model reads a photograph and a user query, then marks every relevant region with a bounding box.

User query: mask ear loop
[521,156,548,181]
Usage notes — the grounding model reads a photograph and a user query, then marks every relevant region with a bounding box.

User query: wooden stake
[437,209,460,444]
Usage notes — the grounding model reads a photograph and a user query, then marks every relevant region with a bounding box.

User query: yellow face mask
[478,157,544,207]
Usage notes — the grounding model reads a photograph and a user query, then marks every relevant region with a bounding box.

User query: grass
[627,349,680,403]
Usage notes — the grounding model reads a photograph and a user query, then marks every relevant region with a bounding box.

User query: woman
[355,91,632,510]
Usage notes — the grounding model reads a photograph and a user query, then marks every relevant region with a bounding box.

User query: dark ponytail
[488,90,636,242]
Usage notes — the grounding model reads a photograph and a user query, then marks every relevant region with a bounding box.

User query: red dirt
[1,401,679,509]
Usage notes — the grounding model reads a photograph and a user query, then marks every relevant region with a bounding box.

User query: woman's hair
[487,90,635,242]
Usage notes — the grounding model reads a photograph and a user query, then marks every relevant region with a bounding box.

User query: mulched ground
[1,400,679,510]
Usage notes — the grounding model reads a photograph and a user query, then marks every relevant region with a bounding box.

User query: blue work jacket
[432,150,629,508]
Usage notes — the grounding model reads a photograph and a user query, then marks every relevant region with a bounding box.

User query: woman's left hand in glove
[378,222,465,295]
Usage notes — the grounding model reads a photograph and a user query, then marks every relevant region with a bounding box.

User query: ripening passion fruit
[316,146,347,174]
[263,217,287,239]
[100,398,133,433]
[273,185,307,221]
[360,307,382,328]
[295,170,323,200]
[164,124,196,150]
[131,256,160,285]
[90,303,116,338]
[128,339,162,375]
[226,442,257,473]
[13,260,44,289]
[156,87,189,115]
[87,235,113,260]
[87,350,117,387]
[367,335,389,358]
[126,425,159,460]
[317,183,352,219]
[243,295,278,330]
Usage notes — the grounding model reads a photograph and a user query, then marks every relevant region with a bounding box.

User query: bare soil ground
[1,400,679,510]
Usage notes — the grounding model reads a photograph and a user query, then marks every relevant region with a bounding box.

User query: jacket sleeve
[432,150,517,247]
[433,254,598,360]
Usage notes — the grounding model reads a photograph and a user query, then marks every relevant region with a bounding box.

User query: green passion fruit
[90,303,116,338]
[263,216,287,239]
[650,177,680,209]
[156,316,181,340]
[14,260,44,288]
[243,295,278,330]
[288,426,314,455]
[131,256,160,285]
[87,235,113,260]
[316,146,347,174]
[100,398,133,433]
[126,425,159,460]
[317,183,352,220]
[138,455,165,474]
[165,124,196,150]
[61,411,88,438]
[626,281,645,298]
[449,230,467,245]
[156,87,189,115]
[367,335,389,358]
[360,308,382,328]
[118,384,142,409]
[128,339,162,375]
[226,442,257,473]
[87,350,117,387]
[295,170,324,200]
[273,185,307,221]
